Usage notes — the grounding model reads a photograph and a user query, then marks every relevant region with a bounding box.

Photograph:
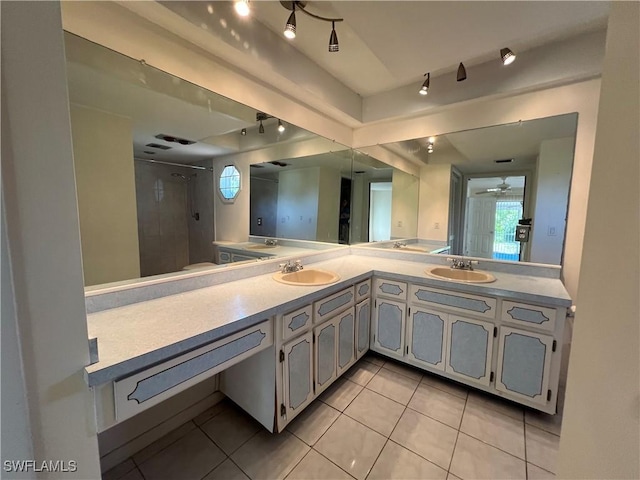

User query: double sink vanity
[85,243,571,435]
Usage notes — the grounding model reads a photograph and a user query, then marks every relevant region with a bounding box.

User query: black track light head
[241,128,247,136]
[259,121,265,134]
[419,72,430,95]
[329,21,339,52]
[278,119,285,133]
[457,62,467,82]
[284,4,296,39]
[500,47,516,66]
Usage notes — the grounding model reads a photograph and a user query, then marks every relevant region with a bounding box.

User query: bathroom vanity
[85,247,571,434]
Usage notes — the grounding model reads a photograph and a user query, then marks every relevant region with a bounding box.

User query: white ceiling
[249,1,610,96]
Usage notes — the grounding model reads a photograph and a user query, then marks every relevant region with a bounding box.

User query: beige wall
[317,167,341,243]
[557,3,640,478]
[276,168,320,241]
[417,164,452,242]
[71,104,140,285]
[1,2,101,477]
[391,170,420,239]
[530,137,574,265]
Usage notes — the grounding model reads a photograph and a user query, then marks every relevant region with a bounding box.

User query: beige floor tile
[231,430,309,480]
[344,360,381,386]
[467,390,523,421]
[460,400,525,459]
[525,425,560,474]
[408,383,466,429]
[525,409,563,436]
[132,421,196,465]
[286,450,353,480]
[446,474,462,480]
[368,441,447,480]
[137,428,226,480]
[527,462,556,479]
[420,373,468,399]
[319,378,364,411]
[200,405,261,455]
[102,459,136,480]
[344,388,405,436]
[382,360,423,381]
[390,408,457,470]
[314,415,386,480]
[366,367,419,405]
[202,459,249,480]
[193,399,232,426]
[286,401,340,446]
[363,353,385,367]
[449,432,526,480]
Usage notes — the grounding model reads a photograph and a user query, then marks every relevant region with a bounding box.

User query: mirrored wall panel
[64,33,350,286]
[369,113,578,265]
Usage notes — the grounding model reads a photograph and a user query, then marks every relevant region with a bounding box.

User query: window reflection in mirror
[367,113,578,265]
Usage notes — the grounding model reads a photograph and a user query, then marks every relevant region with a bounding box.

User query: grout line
[197,455,228,480]
[446,393,468,475]
[137,466,146,480]
[311,443,358,480]
[281,442,313,480]
[131,420,197,470]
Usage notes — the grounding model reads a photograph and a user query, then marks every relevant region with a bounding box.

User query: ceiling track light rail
[251,112,286,135]
[280,1,343,52]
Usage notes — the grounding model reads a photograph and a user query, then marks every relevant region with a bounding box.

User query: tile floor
[103,354,563,480]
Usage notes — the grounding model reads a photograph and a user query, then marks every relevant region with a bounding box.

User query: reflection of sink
[245,244,278,250]
[425,266,496,283]
[398,246,427,252]
[272,269,340,286]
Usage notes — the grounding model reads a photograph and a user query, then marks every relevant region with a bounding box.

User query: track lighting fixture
[329,22,339,52]
[241,128,247,136]
[234,0,250,17]
[281,1,343,52]
[284,4,297,39]
[419,72,430,95]
[258,121,264,134]
[457,62,467,82]
[500,47,516,66]
[278,119,286,133]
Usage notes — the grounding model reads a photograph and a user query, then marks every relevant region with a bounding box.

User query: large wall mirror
[65,33,351,287]
[371,113,578,265]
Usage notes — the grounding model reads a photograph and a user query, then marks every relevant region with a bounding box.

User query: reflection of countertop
[214,242,316,259]
[85,252,571,386]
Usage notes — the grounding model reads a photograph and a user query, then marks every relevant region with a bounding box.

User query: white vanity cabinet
[495,326,555,405]
[314,316,338,395]
[281,331,314,419]
[372,278,407,361]
[355,298,371,360]
[445,316,494,386]
[406,306,447,372]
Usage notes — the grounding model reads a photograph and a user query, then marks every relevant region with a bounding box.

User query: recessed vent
[154,133,196,145]
[145,143,172,150]
[494,158,514,164]
[269,161,289,167]
[250,164,265,169]
[143,150,155,154]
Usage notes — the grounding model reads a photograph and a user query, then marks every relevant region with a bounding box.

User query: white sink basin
[272,269,340,286]
[425,266,496,283]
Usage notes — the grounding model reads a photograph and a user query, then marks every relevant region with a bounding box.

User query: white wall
[276,168,320,241]
[1,2,101,477]
[369,184,392,241]
[213,157,250,242]
[316,168,341,243]
[417,164,452,242]
[70,104,141,285]
[390,170,420,239]
[529,137,574,264]
[557,3,640,478]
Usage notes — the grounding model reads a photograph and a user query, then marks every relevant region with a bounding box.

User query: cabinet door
[407,307,447,372]
[336,307,356,376]
[355,298,371,360]
[496,327,554,406]
[373,298,406,359]
[314,318,338,395]
[445,316,493,386]
[282,331,314,421]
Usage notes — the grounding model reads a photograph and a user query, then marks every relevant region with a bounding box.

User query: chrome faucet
[393,241,407,248]
[279,259,303,273]
[447,257,478,270]
[265,238,278,246]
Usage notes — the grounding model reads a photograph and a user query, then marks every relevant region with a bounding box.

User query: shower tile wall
[135,162,190,277]
[188,159,215,266]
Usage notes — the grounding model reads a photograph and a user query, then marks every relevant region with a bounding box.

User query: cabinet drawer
[114,320,273,422]
[218,251,232,264]
[500,300,557,332]
[282,305,313,340]
[374,278,408,300]
[410,284,496,319]
[313,286,355,323]
[355,279,372,302]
